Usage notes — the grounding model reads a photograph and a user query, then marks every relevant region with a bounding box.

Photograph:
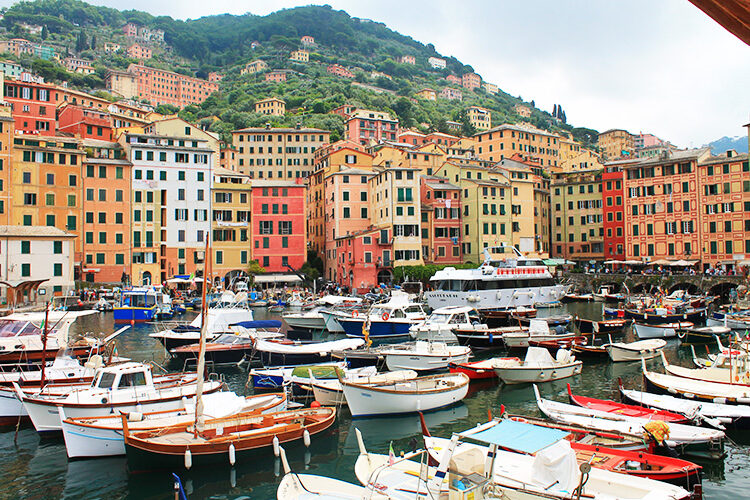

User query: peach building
[240,60,268,75]
[446,75,461,85]
[474,123,560,168]
[482,82,499,94]
[208,72,223,82]
[109,64,218,107]
[461,72,481,90]
[265,71,287,83]
[290,50,309,62]
[254,97,286,116]
[466,106,491,131]
[127,43,152,60]
[415,88,436,100]
[399,55,415,65]
[327,64,355,78]
[598,129,635,161]
[439,88,462,101]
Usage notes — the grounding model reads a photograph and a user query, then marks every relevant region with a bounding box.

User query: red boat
[567,383,689,423]
[448,359,498,380]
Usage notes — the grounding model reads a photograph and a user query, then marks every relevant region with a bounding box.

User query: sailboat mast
[39,302,50,387]
[193,233,211,435]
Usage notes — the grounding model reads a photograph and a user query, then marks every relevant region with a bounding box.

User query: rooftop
[475,123,558,138]
[0,225,76,238]
[632,147,711,167]
[233,127,328,133]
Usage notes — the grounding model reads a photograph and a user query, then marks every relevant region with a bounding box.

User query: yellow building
[466,106,491,131]
[597,129,634,161]
[290,50,309,63]
[254,97,286,116]
[240,60,268,75]
[372,143,447,176]
[482,82,498,94]
[514,104,532,118]
[474,123,560,169]
[558,136,603,173]
[415,88,436,101]
[495,159,540,256]
[211,167,252,279]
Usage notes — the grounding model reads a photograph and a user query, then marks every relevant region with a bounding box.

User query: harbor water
[0,302,746,499]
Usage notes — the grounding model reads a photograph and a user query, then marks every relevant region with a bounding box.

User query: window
[53,241,62,254]
[21,263,30,277]
[21,241,30,254]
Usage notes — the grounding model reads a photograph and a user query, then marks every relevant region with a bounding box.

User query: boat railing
[364,449,433,499]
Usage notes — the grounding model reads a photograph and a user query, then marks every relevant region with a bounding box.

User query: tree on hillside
[75,30,87,52]
[41,25,48,40]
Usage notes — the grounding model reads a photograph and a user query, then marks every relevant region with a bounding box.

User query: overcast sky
[7,0,749,146]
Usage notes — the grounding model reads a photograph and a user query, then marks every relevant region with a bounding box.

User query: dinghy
[453,325,524,349]
[380,341,471,372]
[251,337,364,366]
[566,383,689,423]
[677,325,731,345]
[502,319,576,349]
[633,322,693,339]
[340,371,469,417]
[309,369,417,406]
[408,305,479,342]
[448,359,499,381]
[606,338,666,362]
[492,347,582,384]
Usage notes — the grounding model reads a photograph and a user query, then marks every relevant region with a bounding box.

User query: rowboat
[562,292,594,302]
[309,369,417,406]
[659,351,750,386]
[677,325,731,345]
[492,347,582,384]
[619,380,750,430]
[123,407,336,471]
[380,341,471,372]
[566,383,689,423]
[448,359,498,381]
[340,371,469,417]
[633,322,693,339]
[421,416,701,489]
[250,337,364,366]
[642,358,750,405]
[534,385,726,460]
[60,392,286,458]
[452,325,524,349]
[606,339,666,362]
[249,362,348,390]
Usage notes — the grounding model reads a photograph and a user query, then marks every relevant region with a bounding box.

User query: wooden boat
[659,351,750,386]
[448,359,499,381]
[570,332,610,358]
[677,325,731,345]
[60,392,287,458]
[625,308,706,324]
[421,416,701,489]
[634,322,693,339]
[593,285,627,303]
[619,380,750,430]
[250,337,364,366]
[507,415,648,451]
[453,325,524,349]
[479,306,536,327]
[528,335,587,352]
[340,371,469,417]
[502,319,576,349]
[562,292,594,302]
[706,310,750,331]
[123,407,336,471]
[642,358,750,405]
[492,347,582,384]
[380,341,471,372]
[534,385,726,460]
[607,339,666,362]
[309,369,417,406]
[249,362,349,391]
[575,317,630,334]
[566,383,689,423]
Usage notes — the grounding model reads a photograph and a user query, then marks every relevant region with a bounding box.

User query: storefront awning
[253,274,303,284]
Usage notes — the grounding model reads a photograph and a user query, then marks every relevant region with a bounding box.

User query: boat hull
[494,362,582,384]
[625,308,706,324]
[633,323,681,339]
[339,318,412,339]
[454,329,506,349]
[0,387,27,424]
[283,316,326,331]
[448,362,497,381]
[384,352,470,372]
[320,310,346,333]
[606,342,665,362]
[113,306,157,323]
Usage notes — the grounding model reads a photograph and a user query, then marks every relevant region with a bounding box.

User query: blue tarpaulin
[468,420,568,454]
[230,320,283,329]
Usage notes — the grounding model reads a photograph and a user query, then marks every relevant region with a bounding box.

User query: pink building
[446,74,461,85]
[330,105,356,119]
[327,64,355,79]
[421,176,462,265]
[461,72,481,90]
[440,88,463,101]
[208,72,223,82]
[345,109,399,146]
[634,133,665,149]
[399,55,416,65]
[301,35,315,46]
[123,23,138,37]
[334,228,388,292]
[265,71,287,82]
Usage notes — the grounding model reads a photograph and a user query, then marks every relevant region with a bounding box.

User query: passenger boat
[502,319,576,349]
[16,362,222,433]
[677,325,731,345]
[534,385,726,460]
[308,368,417,406]
[448,359,499,381]
[123,406,336,471]
[575,317,630,334]
[625,307,706,324]
[492,347,582,384]
[338,291,426,339]
[642,358,750,405]
[452,325,524,349]
[425,245,568,310]
[421,417,701,489]
[633,322,693,339]
[380,341,471,372]
[408,305,479,342]
[60,392,287,458]
[341,371,469,417]
[566,383,689,423]
[606,339,666,362]
[113,287,160,323]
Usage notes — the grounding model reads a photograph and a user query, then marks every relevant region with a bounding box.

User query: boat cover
[524,347,556,366]
[530,439,579,492]
[231,320,283,329]
[469,419,568,454]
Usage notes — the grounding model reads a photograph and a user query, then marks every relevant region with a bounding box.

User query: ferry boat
[113,288,159,323]
[425,245,569,311]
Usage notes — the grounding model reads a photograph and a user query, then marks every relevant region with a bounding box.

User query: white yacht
[425,245,568,310]
[409,306,479,342]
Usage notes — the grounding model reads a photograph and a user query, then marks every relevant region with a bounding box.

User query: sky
[5,0,749,146]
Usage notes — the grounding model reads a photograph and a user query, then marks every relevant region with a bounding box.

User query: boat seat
[449,448,485,477]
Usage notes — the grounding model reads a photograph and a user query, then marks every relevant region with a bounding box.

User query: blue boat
[113,288,159,323]
[339,291,426,339]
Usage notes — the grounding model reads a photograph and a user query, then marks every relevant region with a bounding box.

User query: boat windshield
[118,372,147,388]
[404,305,424,314]
[96,372,116,389]
[123,293,156,307]
[426,313,452,324]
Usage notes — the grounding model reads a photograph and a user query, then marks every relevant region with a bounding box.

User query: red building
[421,176,462,264]
[57,104,113,141]
[250,180,306,272]
[3,79,59,135]
[334,227,385,292]
[601,162,628,261]
[344,109,399,146]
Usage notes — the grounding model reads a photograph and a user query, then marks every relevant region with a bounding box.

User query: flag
[388,441,395,465]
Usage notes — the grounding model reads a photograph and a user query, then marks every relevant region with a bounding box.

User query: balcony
[377,259,392,268]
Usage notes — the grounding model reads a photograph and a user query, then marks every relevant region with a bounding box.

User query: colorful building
[399,55,415,65]
[211,168,252,280]
[104,42,121,54]
[208,72,223,82]
[57,104,113,141]
[466,106,491,131]
[558,135,603,172]
[446,75,461,85]
[551,169,604,262]
[345,109,399,146]
[127,43,152,60]
[0,107,14,226]
[439,88,462,101]
[420,176,462,265]
[327,64,355,78]
[514,104,532,118]
[496,158,540,256]
[4,79,59,135]
[250,180,306,272]
[290,50,309,63]
[461,73,481,91]
[301,36,315,47]
[482,82,498,94]
[475,123,560,168]
[428,57,446,69]
[597,129,635,161]
[415,88,436,101]
[254,97,286,116]
[240,60,268,75]
[107,64,218,108]
[265,71,287,82]
[601,161,629,261]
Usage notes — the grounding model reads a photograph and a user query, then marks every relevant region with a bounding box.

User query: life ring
[382,312,390,321]
[352,310,359,317]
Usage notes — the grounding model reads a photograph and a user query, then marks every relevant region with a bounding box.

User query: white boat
[642,358,750,405]
[341,371,469,417]
[606,339,666,362]
[0,310,101,360]
[660,350,750,386]
[318,308,350,333]
[492,347,582,384]
[534,385,725,460]
[249,362,348,390]
[408,305,479,342]
[706,311,750,331]
[251,337,364,366]
[282,307,328,331]
[60,392,286,458]
[633,322,693,339]
[380,341,471,371]
[338,291,426,339]
[149,301,254,350]
[309,369,417,406]
[425,245,568,310]
[0,350,98,386]
[501,318,573,349]
[16,362,222,433]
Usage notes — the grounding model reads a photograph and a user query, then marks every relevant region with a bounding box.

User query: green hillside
[0,0,599,146]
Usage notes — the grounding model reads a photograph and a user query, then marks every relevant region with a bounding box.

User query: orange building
[127,43,152,60]
[461,73,481,90]
[4,79,60,135]
[81,140,132,283]
[327,64,355,79]
[265,71,287,82]
[112,64,219,108]
[474,123,560,168]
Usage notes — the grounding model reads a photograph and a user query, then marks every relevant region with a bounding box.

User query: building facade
[250,180,306,272]
[551,170,604,262]
[475,124,560,168]
[345,109,399,146]
[254,97,286,116]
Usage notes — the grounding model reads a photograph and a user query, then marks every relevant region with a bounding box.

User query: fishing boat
[341,371,469,417]
[379,341,471,372]
[480,305,537,327]
[60,392,287,458]
[642,358,750,405]
[309,369,417,406]
[706,310,750,331]
[421,417,701,489]
[408,306,479,342]
[452,325,524,349]
[169,330,282,365]
[659,351,750,386]
[511,314,572,327]
[250,337,364,366]
[619,381,750,430]
[575,317,630,334]
[606,338,666,362]
[633,322,693,339]
[502,319,576,349]
[534,385,726,460]
[425,245,568,310]
[113,287,160,323]
[566,383,689,423]
[448,359,499,381]
[562,292,594,302]
[16,362,222,433]
[492,347,582,384]
[677,325,731,345]
[338,292,426,339]
[528,335,587,352]
[149,304,255,350]
[123,406,336,471]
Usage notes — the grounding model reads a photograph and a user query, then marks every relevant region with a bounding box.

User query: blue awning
[468,420,568,454]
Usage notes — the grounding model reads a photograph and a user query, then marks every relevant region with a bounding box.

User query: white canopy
[253,274,303,284]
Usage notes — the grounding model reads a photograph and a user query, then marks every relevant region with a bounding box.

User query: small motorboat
[633,321,693,339]
[562,292,594,302]
[113,287,160,323]
[479,306,537,327]
[575,317,630,334]
[338,291,426,339]
[409,306,479,342]
[606,338,666,362]
[251,337,365,367]
[492,347,582,385]
[566,383,689,423]
[570,332,610,358]
[379,341,471,372]
[593,285,627,303]
[149,306,255,350]
[341,371,469,417]
[249,363,348,390]
[706,310,750,331]
[677,325,731,345]
[309,368,417,406]
[448,359,499,381]
[625,307,706,324]
[282,308,327,331]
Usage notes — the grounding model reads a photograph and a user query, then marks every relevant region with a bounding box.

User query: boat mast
[39,301,50,387]
[193,233,211,436]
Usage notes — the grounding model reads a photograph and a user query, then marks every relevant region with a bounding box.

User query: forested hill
[0,0,600,146]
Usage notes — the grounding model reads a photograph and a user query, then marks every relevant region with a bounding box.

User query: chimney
[726,149,735,158]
